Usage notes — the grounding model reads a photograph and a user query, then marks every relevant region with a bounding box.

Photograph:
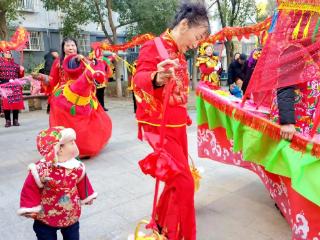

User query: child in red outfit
[17,126,97,240]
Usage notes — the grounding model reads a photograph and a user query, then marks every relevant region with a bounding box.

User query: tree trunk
[115,60,122,97]
[191,50,198,90]
[0,10,8,40]
[225,41,234,66]
[106,0,122,97]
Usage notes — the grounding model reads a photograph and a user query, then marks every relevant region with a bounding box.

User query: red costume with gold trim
[133,30,196,240]
[196,43,221,87]
[48,56,112,157]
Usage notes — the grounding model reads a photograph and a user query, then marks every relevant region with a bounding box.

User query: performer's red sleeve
[133,41,159,94]
[199,63,215,75]
[47,58,61,93]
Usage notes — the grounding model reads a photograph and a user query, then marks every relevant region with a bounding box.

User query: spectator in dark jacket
[41,49,59,75]
[228,53,247,90]
[39,49,59,113]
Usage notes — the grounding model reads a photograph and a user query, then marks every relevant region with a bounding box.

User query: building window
[19,0,37,11]
[78,34,91,54]
[24,31,44,51]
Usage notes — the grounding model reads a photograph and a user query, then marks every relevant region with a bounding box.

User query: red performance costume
[48,55,112,157]
[133,30,195,240]
[196,43,221,88]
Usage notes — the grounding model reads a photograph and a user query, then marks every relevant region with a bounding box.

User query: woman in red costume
[133,2,209,239]
[48,38,80,92]
[35,38,82,113]
[196,42,222,88]
[35,38,112,157]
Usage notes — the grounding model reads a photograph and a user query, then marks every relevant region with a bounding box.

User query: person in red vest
[133,2,209,239]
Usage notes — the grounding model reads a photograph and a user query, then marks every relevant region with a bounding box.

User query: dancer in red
[49,54,113,157]
[133,3,209,239]
[34,38,113,157]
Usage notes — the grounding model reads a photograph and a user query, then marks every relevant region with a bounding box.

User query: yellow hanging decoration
[133,220,166,240]
[188,154,202,192]
[292,12,304,40]
[303,13,313,38]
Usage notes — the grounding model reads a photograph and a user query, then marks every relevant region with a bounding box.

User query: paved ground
[0,94,291,240]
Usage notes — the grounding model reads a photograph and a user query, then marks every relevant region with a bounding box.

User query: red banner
[204,17,272,44]
[91,33,155,52]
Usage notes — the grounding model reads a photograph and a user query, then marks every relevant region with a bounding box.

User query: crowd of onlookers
[227,49,261,98]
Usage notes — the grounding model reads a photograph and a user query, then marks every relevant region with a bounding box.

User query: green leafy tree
[256,0,277,22]
[214,0,257,65]
[0,0,21,40]
[114,0,179,37]
[42,0,179,97]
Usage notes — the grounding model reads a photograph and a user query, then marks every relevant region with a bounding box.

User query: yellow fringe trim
[279,2,320,14]
[292,12,304,40]
[63,82,98,109]
[137,120,187,128]
[303,13,313,38]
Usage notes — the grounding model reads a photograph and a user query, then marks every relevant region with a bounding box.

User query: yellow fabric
[292,13,304,40]
[63,82,98,109]
[279,2,320,14]
[198,42,213,56]
[303,14,313,38]
[195,56,219,67]
[134,220,166,240]
[137,120,187,128]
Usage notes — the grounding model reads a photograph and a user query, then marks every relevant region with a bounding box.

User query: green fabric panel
[196,95,320,206]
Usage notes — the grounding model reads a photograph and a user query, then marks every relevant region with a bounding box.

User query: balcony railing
[19,0,36,12]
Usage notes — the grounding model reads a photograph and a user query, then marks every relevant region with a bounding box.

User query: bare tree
[214,0,256,65]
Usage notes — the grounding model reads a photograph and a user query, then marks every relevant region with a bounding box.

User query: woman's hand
[280,124,296,141]
[155,59,179,87]
[75,54,85,62]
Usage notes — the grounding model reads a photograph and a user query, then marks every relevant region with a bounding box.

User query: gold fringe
[198,86,319,157]
[292,13,304,40]
[279,2,320,14]
[303,13,313,38]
